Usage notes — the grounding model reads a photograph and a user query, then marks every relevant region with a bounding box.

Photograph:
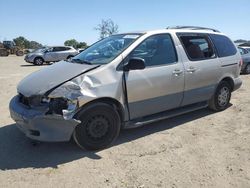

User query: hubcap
[86,115,110,140]
[36,59,43,65]
[218,87,229,106]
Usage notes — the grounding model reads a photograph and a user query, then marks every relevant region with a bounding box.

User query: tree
[95,19,119,39]
[77,42,87,49]
[13,36,29,48]
[64,39,79,48]
[64,39,88,49]
[29,41,43,49]
[13,36,43,49]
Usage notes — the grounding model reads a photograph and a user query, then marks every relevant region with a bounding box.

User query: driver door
[125,34,185,119]
[44,47,59,61]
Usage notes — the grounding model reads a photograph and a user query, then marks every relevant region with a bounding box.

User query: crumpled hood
[17,61,98,97]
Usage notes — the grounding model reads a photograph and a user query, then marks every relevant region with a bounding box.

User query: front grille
[19,93,30,106]
[19,94,42,107]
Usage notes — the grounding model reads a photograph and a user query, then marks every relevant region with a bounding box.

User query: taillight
[239,59,243,67]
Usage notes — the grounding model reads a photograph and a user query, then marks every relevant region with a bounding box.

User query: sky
[0,0,249,46]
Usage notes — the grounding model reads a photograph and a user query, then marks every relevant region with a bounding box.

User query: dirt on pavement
[0,56,249,188]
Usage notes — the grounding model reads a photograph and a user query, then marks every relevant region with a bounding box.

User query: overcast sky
[0,0,249,46]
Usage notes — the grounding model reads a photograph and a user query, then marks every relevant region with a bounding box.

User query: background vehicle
[241,46,250,52]
[238,47,250,74]
[24,46,78,65]
[0,41,24,56]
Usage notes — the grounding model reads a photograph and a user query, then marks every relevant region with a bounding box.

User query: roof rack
[166,26,220,33]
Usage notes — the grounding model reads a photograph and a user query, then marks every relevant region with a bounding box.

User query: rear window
[209,34,237,57]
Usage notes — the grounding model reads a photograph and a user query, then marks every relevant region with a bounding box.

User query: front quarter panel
[48,55,127,119]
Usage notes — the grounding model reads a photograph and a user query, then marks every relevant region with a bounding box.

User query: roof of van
[120,28,224,38]
[120,26,223,36]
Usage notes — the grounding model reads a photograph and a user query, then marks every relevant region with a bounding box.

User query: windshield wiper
[70,58,92,65]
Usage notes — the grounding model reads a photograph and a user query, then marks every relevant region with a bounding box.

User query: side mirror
[124,57,146,71]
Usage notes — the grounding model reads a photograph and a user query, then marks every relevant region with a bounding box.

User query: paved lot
[0,56,250,188]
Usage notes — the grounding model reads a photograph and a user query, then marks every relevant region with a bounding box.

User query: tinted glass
[210,34,237,57]
[238,47,246,55]
[179,35,215,60]
[130,34,177,67]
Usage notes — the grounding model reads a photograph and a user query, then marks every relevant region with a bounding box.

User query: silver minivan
[24,46,78,65]
[10,27,242,150]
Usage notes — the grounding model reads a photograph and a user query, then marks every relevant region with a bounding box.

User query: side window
[243,48,249,54]
[59,47,67,51]
[210,34,237,57]
[130,34,177,67]
[65,47,72,51]
[53,47,67,52]
[179,34,215,60]
[52,47,60,52]
[238,48,244,55]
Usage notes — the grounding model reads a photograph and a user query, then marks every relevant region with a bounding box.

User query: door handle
[186,66,197,73]
[172,69,183,76]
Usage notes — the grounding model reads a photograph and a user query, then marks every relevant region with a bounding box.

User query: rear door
[178,33,221,106]
[125,34,185,119]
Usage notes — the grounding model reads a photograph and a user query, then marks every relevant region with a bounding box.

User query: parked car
[241,46,250,53]
[10,26,242,150]
[24,46,78,65]
[77,48,86,53]
[238,47,250,74]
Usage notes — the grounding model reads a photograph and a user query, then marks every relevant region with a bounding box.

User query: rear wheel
[73,103,121,150]
[67,55,74,60]
[34,57,44,65]
[245,64,250,74]
[209,81,232,111]
[16,50,24,56]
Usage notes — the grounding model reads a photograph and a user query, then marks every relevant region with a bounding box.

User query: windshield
[71,34,141,65]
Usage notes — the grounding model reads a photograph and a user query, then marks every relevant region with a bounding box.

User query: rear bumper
[233,77,242,91]
[9,95,80,142]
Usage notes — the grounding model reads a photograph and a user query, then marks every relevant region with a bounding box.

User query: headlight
[48,98,68,115]
[47,97,78,119]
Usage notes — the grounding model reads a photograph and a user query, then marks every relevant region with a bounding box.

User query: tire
[67,55,74,60]
[208,81,232,111]
[34,57,44,65]
[0,49,9,56]
[16,50,24,56]
[245,64,250,74]
[73,103,121,150]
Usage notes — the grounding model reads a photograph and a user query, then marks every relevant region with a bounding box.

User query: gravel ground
[0,56,249,188]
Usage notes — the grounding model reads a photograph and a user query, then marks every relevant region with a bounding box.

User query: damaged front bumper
[9,95,80,142]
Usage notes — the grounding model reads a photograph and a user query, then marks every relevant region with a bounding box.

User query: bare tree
[95,19,119,39]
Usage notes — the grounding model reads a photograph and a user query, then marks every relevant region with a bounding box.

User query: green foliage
[77,42,87,49]
[64,39,78,48]
[95,19,119,39]
[13,36,43,49]
[64,39,87,49]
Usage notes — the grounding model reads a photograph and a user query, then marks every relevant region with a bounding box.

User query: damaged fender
[48,58,127,121]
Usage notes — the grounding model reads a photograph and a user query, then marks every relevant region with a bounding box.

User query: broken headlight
[48,98,68,115]
[46,97,78,119]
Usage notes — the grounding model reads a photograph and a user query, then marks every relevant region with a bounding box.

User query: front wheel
[208,81,232,111]
[34,57,44,65]
[73,103,121,151]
